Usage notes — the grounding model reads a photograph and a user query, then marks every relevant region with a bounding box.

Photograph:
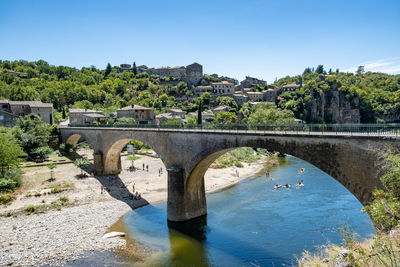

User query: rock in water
[102,232,125,239]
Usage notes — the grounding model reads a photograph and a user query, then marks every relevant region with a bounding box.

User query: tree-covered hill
[0,60,193,118]
[1,60,399,124]
[275,66,400,123]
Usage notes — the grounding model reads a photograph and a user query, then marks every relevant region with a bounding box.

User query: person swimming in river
[297,181,304,187]
[273,184,282,190]
[300,168,305,173]
[284,184,291,188]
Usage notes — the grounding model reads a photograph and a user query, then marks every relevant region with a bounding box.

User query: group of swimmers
[272,168,305,190]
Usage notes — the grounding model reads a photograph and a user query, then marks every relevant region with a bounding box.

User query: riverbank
[0,152,272,266]
[298,230,400,266]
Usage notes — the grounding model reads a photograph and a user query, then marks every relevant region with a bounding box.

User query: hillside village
[1,60,399,128]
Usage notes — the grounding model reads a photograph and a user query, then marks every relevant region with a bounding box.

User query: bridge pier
[93,151,104,175]
[167,166,207,222]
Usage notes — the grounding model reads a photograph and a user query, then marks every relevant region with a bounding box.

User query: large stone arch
[173,134,393,222]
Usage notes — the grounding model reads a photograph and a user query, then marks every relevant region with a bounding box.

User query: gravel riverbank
[0,200,131,266]
[0,155,269,266]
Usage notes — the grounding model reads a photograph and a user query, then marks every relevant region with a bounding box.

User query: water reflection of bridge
[60,124,400,222]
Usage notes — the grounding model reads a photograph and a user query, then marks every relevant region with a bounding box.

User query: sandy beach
[0,150,268,266]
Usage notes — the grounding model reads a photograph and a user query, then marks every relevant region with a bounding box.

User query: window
[0,115,3,120]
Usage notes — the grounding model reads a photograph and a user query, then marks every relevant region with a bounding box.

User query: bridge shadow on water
[130,205,290,266]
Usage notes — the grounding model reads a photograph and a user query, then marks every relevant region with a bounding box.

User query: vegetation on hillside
[275,66,400,123]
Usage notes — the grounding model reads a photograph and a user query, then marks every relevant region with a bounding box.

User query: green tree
[216,96,238,111]
[115,117,135,125]
[31,146,53,159]
[159,93,169,107]
[74,158,91,177]
[356,65,365,75]
[0,134,24,173]
[247,102,295,124]
[132,62,137,75]
[201,92,211,106]
[186,116,197,124]
[127,154,137,169]
[62,107,67,119]
[176,81,188,93]
[12,114,52,156]
[213,111,238,124]
[197,100,203,125]
[47,163,57,181]
[315,65,325,74]
[105,63,112,77]
[302,67,312,76]
[163,118,181,125]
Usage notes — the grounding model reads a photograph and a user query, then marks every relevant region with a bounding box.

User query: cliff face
[310,84,360,123]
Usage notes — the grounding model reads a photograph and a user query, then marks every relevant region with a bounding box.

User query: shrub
[74,158,91,176]
[31,146,53,159]
[0,194,12,205]
[0,179,18,192]
[59,196,69,204]
[381,153,400,198]
[363,190,400,231]
[24,205,37,214]
[0,168,22,192]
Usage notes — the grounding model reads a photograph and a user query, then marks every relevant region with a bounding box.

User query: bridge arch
[64,133,99,150]
[102,136,167,176]
[186,142,371,208]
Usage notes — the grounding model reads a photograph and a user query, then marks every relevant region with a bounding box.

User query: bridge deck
[60,126,400,139]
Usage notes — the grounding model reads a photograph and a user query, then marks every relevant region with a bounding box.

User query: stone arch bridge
[60,126,400,222]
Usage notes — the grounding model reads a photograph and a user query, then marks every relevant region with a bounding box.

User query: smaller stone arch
[65,134,83,148]
[103,138,165,176]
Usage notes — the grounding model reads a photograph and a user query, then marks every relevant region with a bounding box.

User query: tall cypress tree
[62,107,66,119]
[105,63,112,77]
[132,62,137,75]
[197,100,202,125]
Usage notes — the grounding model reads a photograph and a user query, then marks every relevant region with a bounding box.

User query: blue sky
[0,0,399,82]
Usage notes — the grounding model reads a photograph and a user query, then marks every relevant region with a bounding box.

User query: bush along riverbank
[210,147,277,169]
[298,150,400,267]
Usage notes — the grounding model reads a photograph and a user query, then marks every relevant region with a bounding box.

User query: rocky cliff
[310,83,360,123]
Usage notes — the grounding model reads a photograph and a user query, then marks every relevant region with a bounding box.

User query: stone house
[212,105,231,113]
[116,105,155,124]
[165,109,185,119]
[246,92,264,102]
[0,109,18,127]
[237,76,267,90]
[136,62,203,85]
[155,113,182,125]
[186,63,203,85]
[194,86,213,97]
[282,83,301,92]
[69,109,105,125]
[233,93,249,106]
[0,100,54,125]
[211,81,235,95]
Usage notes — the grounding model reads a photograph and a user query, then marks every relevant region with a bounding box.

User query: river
[68,155,375,266]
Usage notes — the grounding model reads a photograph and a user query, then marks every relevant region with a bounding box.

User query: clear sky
[1,0,399,82]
